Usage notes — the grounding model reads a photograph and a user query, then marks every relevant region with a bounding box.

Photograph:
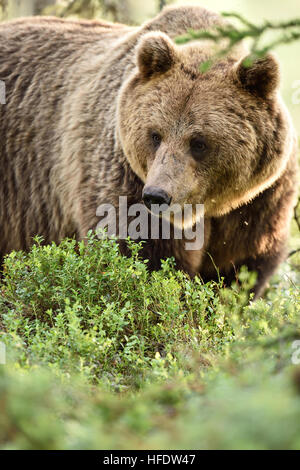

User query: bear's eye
[151,132,162,149]
[190,137,207,160]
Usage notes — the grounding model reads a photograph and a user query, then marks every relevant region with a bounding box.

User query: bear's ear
[136,32,177,79]
[235,54,280,99]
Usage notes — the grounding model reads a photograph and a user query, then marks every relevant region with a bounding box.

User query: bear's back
[0,16,131,74]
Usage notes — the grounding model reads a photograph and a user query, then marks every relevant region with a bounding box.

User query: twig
[159,0,167,11]
[288,248,300,258]
[294,197,300,233]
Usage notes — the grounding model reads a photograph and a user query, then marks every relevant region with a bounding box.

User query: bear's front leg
[240,248,287,299]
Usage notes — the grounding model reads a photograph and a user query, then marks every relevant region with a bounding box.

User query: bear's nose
[142,186,172,210]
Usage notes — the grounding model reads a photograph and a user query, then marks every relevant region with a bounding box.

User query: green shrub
[0,234,299,449]
[0,235,239,387]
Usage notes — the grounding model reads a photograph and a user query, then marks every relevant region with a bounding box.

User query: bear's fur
[0,6,298,297]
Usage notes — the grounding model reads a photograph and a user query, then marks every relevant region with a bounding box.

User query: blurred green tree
[1,0,55,18]
[0,0,173,23]
[56,0,131,22]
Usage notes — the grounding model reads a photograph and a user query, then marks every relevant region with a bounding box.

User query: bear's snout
[142,186,172,211]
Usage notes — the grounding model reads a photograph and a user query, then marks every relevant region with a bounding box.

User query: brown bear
[0,5,298,297]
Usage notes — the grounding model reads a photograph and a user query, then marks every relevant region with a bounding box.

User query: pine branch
[175,13,300,62]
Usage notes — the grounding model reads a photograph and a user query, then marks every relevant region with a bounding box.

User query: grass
[0,233,299,449]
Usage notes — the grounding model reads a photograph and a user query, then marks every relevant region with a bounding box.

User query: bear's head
[117,32,292,226]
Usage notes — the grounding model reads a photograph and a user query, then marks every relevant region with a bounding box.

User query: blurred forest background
[1,0,300,135]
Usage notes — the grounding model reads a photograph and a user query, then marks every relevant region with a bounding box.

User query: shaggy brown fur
[0,6,298,297]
